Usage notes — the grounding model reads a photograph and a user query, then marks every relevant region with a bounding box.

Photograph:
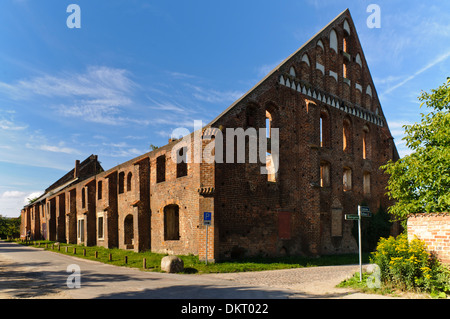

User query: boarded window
[343,167,352,191]
[156,155,166,183]
[320,161,331,187]
[363,172,371,196]
[331,208,343,237]
[278,212,291,240]
[164,205,179,240]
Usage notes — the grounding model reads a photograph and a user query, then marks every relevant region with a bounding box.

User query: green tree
[0,215,21,239]
[382,78,450,223]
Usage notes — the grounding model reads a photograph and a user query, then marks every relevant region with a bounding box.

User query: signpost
[203,212,212,264]
[346,206,372,282]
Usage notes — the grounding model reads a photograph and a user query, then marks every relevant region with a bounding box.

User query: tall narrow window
[343,118,352,152]
[77,218,85,242]
[156,155,166,183]
[176,147,188,178]
[363,125,370,159]
[127,172,132,192]
[118,172,125,194]
[266,110,272,139]
[124,214,134,246]
[266,110,277,182]
[320,161,331,187]
[343,167,352,191]
[81,188,86,209]
[98,181,102,200]
[97,214,104,239]
[330,29,338,53]
[320,110,330,147]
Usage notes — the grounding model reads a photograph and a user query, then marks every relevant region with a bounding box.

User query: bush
[371,233,450,296]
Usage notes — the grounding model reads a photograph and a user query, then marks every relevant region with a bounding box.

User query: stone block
[161,255,184,273]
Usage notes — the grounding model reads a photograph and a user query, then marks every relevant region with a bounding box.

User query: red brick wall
[408,214,450,265]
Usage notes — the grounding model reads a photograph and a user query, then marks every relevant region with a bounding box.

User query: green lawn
[18,240,370,274]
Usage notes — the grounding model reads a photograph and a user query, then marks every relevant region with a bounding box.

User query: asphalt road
[0,240,393,300]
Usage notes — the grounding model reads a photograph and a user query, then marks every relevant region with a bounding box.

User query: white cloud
[0,66,139,126]
[187,84,244,104]
[385,50,450,95]
[0,190,41,217]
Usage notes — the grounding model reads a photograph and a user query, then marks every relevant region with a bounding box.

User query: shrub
[371,233,450,296]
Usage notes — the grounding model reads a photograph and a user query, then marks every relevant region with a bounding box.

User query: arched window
[289,66,296,77]
[266,110,272,140]
[266,108,278,183]
[164,205,180,240]
[176,147,188,178]
[301,53,310,66]
[329,29,338,53]
[343,19,351,35]
[118,172,125,194]
[355,53,362,67]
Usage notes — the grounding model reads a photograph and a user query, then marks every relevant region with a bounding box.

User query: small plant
[371,233,450,297]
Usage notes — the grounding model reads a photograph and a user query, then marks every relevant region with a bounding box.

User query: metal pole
[358,206,362,282]
[205,224,209,265]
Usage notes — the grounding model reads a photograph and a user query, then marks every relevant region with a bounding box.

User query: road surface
[0,240,393,299]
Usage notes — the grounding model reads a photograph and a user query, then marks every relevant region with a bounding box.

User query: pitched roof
[206,8,351,128]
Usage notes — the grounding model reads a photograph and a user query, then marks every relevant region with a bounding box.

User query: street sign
[358,206,372,217]
[203,212,212,264]
[345,214,360,221]
[203,212,212,226]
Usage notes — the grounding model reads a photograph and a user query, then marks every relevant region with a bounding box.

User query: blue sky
[1,0,450,217]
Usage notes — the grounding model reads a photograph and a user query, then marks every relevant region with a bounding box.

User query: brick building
[21,9,399,261]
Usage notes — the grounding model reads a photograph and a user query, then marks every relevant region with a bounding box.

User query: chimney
[74,160,80,178]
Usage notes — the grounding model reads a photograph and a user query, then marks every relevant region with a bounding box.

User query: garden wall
[407,214,450,265]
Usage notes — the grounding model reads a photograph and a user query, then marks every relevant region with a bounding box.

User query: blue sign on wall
[203,212,212,225]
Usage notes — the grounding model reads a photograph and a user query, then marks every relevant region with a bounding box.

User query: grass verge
[17,239,370,274]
